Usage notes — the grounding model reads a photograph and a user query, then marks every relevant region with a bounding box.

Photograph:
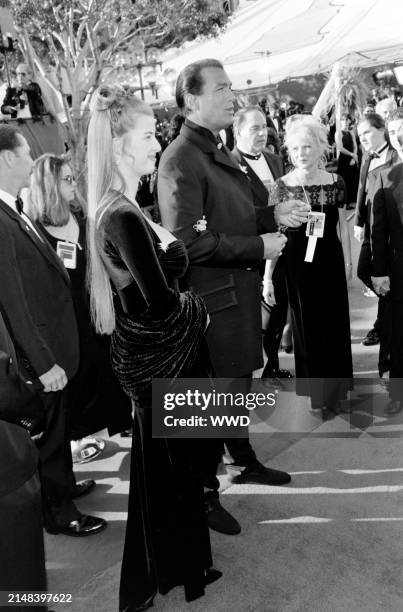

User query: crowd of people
[1,57,403,612]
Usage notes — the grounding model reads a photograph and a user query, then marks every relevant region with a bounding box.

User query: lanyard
[300,183,324,212]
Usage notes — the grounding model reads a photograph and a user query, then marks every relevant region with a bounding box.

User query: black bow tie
[15,196,24,214]
[242,152,261,160]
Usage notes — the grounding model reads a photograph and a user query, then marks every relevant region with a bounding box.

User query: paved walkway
[47,227,403,612]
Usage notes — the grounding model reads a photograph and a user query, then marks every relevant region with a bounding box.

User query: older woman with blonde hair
[86,85,220,612]
[264,114,353,417]
[28,153,131,461]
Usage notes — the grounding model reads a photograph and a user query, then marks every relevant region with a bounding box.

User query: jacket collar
[181,121,242,172]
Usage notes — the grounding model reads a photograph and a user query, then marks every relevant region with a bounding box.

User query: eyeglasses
[16,72,27,77]
[61,175,76,184]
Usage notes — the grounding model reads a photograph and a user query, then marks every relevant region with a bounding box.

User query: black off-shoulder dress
[96,195,218,611]
[273,177,353,408]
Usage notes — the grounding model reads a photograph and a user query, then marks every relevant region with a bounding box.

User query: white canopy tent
[161,0,403,94]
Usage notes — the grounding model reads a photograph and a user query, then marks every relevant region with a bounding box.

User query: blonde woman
[265,115,353,417]
[86,85,220,612]
[28,154,131,461]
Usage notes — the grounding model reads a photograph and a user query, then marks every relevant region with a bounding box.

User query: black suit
[354,147,396,376]
[371,161,403,400]
[158,121,276,378]
[232,147,288,375]
[0,198,80,528]
[158,121,278,472]
[0,311,47,608]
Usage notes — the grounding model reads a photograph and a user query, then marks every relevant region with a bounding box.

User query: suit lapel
[0,200,70,284]
[233,148,271,207]
[391,163,403,228]
[181,124,245,174]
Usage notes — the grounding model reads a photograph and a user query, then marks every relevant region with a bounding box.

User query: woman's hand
[263,280,276,306]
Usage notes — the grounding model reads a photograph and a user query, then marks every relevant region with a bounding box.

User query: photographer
[1,63,45,119]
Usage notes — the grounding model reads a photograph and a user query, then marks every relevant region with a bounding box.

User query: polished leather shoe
[384,399,403,415]
[230,460,291,485]
[362,328,380,346]
[73,479,96,498]
[58,514,107,537]
[206,498,241,535]
[263,368,293,379]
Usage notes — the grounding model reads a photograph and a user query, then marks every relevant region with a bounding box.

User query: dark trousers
[357,240,391,376]
[203,376,256,497]
[34,390,80,529]
[262,267,288,376]
[389,299,403,401]
[0,471,47,611]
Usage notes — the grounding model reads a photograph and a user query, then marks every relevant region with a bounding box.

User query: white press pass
[56,241,77,269]
[304,211,325,262]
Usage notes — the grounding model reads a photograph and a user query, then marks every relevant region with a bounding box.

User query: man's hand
[371,276,390,296]
[275,199,311,228]
[261,232,287,259]
[39,364,68,393]
[353,225,364,242]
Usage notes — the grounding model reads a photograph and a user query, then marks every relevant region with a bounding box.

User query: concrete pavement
[46,225,403,612]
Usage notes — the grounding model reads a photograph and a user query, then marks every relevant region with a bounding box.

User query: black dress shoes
[73,479,96,498]
[362,328,380,346]
[47,514,107,537]
[205,498,241,535]
[230,460,291,486]
[262,368,293,379]
[384,399,403,415]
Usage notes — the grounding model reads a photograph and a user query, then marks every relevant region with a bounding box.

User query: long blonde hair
[86,84,153,334]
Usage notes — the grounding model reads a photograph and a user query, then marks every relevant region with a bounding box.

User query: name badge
[56,241,77,269]
[304,212,325,263]
[305,212,325,238]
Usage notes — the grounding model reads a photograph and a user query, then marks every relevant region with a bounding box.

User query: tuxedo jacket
[354,146,396,237]
[0,199,79,381]
[231,147,285,207]
[158,122,277,377]
[371,161,403,299]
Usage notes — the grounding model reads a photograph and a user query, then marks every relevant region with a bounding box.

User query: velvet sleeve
[106,205,178,312]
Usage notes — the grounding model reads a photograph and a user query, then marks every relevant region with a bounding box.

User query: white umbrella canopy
[162,0,403,94]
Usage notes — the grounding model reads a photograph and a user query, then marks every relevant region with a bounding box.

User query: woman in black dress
[28,154,132,449]
[86,85,220,612]
[336,115,359,208]
[265,115,353,417]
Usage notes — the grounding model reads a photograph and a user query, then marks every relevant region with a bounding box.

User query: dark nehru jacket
[158,119,278,377]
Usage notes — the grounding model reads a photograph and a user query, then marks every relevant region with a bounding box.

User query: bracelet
[345,263,352,267]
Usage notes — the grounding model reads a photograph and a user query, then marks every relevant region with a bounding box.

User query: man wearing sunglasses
[1,63,46,119]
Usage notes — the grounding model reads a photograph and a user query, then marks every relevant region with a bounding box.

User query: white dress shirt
[238,149,275,189]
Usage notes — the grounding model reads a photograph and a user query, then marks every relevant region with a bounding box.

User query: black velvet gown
[96,195,216,611]
[274,176,353,408]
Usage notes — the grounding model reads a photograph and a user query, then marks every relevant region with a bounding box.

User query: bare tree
[4,0,228,178]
